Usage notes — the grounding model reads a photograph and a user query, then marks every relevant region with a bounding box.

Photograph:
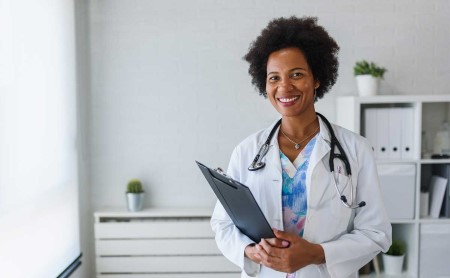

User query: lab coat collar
[257,115,334,177]
[258,115,333,152]
[258,119,282,176]
[316,115,332,146]
[307,115,333,211]
[308,115,332,172]
[308,115,333,186]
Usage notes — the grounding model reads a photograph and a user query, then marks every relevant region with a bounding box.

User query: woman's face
[266,47,319,118]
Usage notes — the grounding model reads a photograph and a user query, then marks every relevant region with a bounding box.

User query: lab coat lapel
[257,119,282,177]
[307,116,332,208]
[257,120,283,227]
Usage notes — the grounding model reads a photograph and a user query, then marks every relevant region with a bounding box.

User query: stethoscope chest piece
[248,161,265,171]
[248,142,271,171]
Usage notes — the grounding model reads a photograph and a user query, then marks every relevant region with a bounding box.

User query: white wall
[82,0,450,275]
[0,0,81,276]
[74,0,91,276]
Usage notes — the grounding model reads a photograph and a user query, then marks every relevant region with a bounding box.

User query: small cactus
[126,179,144,193]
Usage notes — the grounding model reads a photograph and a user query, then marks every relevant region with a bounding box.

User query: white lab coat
[211,117,392,278]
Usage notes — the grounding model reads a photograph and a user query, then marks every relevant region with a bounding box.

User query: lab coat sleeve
[210,146,261,276]
[320,139,392,277]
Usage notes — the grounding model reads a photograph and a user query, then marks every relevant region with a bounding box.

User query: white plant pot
[382,253,405,275]
[126,193,145,212]
[356,75,379,96]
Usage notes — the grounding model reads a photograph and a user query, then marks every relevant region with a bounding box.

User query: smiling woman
[210,16,392,278]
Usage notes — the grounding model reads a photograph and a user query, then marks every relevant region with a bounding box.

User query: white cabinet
[337,95,450,278]
[94,208,240,278]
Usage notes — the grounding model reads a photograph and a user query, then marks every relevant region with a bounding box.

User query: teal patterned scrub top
[280,134,318,237]
[280,134,318,278]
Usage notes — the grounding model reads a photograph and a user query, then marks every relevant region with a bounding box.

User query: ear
[314,80,320,89]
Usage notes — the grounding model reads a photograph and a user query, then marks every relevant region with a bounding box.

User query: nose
[277,81,294,92]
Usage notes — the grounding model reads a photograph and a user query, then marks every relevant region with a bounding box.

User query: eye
[290,72,303,79]
[267,75,280,82]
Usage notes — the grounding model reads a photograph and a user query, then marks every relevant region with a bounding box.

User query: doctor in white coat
[211,16,392,278]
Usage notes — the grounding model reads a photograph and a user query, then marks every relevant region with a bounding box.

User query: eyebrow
[267,67,307,75]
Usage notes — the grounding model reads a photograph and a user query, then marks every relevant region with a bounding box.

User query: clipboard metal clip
[214,167,228,177]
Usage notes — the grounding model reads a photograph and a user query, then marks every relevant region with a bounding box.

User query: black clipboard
[196,161,275,242]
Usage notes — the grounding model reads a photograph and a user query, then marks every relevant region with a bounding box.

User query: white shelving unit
[94,207,240,278]
[337,95,450,278]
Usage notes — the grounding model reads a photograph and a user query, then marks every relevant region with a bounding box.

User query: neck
[281,111,319,139]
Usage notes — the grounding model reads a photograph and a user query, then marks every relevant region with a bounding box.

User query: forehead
[266,47,310,71]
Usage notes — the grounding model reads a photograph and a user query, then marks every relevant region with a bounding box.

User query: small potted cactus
[126,179,145,212]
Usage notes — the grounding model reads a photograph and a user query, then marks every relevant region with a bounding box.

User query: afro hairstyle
[243,16,339,99]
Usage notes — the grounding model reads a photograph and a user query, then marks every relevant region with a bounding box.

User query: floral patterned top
[280,134,318,278]
[280,134,318,236]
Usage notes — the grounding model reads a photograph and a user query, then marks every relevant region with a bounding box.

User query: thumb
[273,228,294,244]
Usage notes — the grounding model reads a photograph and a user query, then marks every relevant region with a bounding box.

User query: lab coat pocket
[329,173,353,235]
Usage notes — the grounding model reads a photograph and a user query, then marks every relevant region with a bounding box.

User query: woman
[210,16,392,278]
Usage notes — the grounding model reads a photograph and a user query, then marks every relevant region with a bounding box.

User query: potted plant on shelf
[382,239,406,275]
[353,60,387,96]
[126,179,145,212]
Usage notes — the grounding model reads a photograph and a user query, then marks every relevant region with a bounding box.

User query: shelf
[390,219,416,224]
[340,94,450,104]
[337,94,450,278]
[420,158,450,164]
[419,217,450,224]
[360,272,415,278]
[94,207,213,221]
[375,159,419,164]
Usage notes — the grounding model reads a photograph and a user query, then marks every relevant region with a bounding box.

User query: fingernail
[282,241,289,247]
[273,228,278,232]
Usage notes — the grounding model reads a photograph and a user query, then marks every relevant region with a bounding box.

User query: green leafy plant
[353,60,387,78]
[126,179,144,193]
[385,240,406,256]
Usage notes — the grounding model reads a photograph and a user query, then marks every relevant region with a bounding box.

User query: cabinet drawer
[95,221,213,239]
[96,255,240,273]
[96,238,221,255]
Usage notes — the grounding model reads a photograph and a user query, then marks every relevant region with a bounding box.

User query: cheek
[265,83,275,96]
[297,81,312,91]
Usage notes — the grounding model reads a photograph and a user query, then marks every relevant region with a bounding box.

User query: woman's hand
[253,229,325,273]
[244,235,290,264]
[244,244,262,264]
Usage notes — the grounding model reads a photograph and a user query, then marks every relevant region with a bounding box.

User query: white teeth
[279,96,299,103]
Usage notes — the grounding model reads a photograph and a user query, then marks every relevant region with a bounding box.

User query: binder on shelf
[401,107,415,159]
[376,108,390,159]
[364,108,377,152]
[429,175,448,218]
[420,191,430,217]
[388,108,402,159]
[433,164,450,217]
[363,107,415,160]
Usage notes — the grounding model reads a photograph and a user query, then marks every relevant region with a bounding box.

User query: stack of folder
[364,107,415,160]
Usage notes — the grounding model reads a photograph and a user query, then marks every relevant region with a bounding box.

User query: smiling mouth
[278,96,300,103]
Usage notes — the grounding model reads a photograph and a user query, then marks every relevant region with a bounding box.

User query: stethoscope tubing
[247,112,365,209]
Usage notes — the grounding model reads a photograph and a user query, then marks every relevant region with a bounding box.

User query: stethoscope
[248,112,366,209]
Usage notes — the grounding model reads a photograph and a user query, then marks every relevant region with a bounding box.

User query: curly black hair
[243,16,339,99]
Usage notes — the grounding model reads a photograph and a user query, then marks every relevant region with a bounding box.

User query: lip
[277,95,300,106]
